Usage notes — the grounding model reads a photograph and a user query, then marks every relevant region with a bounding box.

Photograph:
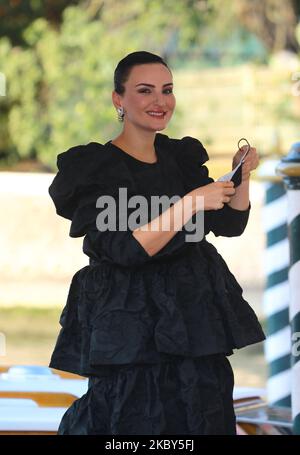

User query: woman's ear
[112,90,122,111]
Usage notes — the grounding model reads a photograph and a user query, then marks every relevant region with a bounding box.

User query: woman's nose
[152,94,166,106]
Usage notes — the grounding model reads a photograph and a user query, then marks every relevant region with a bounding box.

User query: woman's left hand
[232,145,259,182]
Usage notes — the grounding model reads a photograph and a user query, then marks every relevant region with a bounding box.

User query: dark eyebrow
[135,82,173,87]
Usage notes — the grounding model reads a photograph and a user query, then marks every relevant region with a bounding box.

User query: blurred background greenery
[1,0,300,170]
[1,0,300,387]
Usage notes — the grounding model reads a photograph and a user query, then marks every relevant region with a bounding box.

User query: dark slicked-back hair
[114,51,171,95]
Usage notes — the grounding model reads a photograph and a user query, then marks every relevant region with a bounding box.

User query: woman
[48,51,265,435]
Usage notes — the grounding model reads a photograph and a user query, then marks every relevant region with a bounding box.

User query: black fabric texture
[48,133,265,435]
[57,353,236,435]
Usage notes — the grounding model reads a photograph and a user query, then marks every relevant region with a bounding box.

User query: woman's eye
[138,88,173,94]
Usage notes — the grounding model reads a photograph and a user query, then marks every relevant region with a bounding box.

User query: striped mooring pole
[257,160,291,407]
[276,143,300,435]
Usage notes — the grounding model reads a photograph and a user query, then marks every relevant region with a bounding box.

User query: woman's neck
[111,130,158,161]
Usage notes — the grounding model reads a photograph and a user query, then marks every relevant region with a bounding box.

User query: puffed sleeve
[48,142,152,267]
[170,135,251,237]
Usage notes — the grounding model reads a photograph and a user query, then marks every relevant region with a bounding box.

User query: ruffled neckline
[106,140,160,166]
[48,133,223,238]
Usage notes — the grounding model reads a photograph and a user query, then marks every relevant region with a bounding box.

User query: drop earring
[117,107,124,122]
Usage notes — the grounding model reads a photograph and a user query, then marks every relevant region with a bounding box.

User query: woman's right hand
[189,181,236,211]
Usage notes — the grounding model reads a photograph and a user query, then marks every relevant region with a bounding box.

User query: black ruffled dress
[48,133,265,435]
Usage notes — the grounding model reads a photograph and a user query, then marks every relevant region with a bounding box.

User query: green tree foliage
[1,0,299,168]
[1,9,117,167]
[0,0,82,46]
[231,0,300,54]
[0,0,208,168]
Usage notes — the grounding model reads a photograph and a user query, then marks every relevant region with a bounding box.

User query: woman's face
[113,63,176,131]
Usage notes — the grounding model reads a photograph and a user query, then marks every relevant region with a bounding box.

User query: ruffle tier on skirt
[57,353,236,435]
[49,239,265,377]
